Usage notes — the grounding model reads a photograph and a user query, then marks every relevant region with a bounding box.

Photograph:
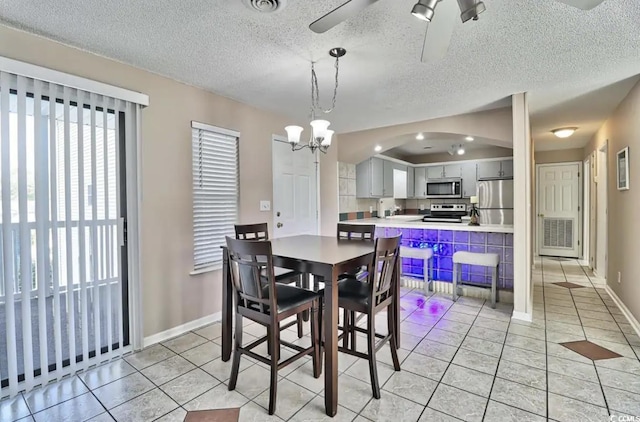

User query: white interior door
[537,163,581,258]
[596,146,608,278]
[272,138,318,237]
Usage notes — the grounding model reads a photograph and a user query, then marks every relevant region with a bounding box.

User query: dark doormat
[560,340,623,360]
[552,282,585,289]
[184,408,241,422]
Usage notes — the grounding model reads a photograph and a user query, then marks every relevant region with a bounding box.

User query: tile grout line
[542,257,550,421]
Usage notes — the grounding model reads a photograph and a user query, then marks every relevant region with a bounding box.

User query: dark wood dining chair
[225,237,321,415]
[323,235,401,399]
[235,223,304,337]
[336,223,376,348]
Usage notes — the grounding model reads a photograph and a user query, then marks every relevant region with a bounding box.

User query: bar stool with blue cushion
[400,246,434,294]
[452,251,500,308]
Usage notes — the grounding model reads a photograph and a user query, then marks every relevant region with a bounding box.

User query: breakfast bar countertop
[345,217,514,234]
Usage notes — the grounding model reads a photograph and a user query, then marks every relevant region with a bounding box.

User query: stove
[422,204,467,223]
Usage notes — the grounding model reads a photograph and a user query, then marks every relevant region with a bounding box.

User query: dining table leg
[222,247,232,362]
[322,265,338,417]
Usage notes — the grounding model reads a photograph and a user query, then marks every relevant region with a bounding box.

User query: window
[191,122,239,272]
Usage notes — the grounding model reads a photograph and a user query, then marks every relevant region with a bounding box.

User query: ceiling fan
[309,0,606,63]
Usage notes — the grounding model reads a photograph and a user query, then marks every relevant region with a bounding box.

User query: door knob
[277,222,283,228]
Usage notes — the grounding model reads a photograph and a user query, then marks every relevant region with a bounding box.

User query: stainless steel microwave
[426,178,462,199]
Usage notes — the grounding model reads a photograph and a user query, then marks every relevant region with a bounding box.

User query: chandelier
[284,47,346,154]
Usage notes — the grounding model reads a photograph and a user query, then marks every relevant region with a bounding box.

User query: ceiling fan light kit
[457,0,486,22]
[411,0,438,22]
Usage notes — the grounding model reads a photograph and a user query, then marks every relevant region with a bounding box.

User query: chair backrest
[235,223,269,240]
[225,236,276,315]
[366,235,401,307]
[337,223,375,242]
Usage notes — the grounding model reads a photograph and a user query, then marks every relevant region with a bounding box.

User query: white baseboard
[578,259,589,267]
[605,285,640,338]
[143,312,221,348]
[512,311,533,322]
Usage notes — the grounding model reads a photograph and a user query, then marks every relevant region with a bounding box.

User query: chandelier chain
[310,54,340,117]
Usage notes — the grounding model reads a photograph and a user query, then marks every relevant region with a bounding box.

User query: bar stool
[399,246,434,294]
[452,251,500,308]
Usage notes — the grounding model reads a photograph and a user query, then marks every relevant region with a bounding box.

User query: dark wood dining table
[220,234,401,416]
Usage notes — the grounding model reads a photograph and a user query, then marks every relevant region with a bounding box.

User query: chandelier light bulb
[465,136,474,142]
[416,133,425,140]
[457,146,465,155]
[374,145,382,152]
[285,125,304,144]
[322,130,334,147]
[310,119,331,140]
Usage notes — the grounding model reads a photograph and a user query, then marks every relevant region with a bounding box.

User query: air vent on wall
[242,0,286,13]
[543,218,574,249]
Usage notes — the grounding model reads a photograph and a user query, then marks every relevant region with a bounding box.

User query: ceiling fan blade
[421,0,458,63]
[309,0,381,34]
[553,0,605,10]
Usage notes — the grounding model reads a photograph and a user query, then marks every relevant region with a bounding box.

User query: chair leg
[268,320,279,415]
[387,305,401,371]
[342,309,350,349]
[452,263,459,302]
[296,314,304,338]
[311,300,321,378]
[491,266,498,309]
[349,311,357,352]
[367,312,381,399]
[228,314,243,391]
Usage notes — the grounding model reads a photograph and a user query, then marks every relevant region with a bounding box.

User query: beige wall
[583,79,640,322]
[0,25,338,338]
[403,146,512,164]
[534,148,584,164]
[338,108,513,164]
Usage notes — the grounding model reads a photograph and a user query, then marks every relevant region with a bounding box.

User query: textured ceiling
[1,0,639,152]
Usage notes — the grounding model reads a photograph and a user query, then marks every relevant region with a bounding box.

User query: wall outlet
[617,271,621,284]
[369,206,373,213]
[259,200,271,211]
[420,203,425,210]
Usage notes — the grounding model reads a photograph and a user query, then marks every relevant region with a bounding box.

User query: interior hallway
[1,257,639,421]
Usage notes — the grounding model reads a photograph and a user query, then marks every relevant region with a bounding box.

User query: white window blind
[192,122,238,271]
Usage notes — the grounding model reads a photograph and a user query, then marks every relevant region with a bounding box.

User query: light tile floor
[2,257,640,421]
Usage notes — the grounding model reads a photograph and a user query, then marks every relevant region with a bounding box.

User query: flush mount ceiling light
[416,133,425,140]
[465,136,474,142]
[411,0,438,21]
[285,47,346,154]
[374,145,382,152]
[552,127,578,138]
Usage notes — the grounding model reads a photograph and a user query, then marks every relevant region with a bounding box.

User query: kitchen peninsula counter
[346,217,514,234]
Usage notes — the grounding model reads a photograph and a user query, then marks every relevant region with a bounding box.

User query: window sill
[190,266,221,276]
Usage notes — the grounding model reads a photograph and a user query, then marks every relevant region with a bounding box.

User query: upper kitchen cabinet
[426,164,461,179]
[477,159,513,180]
[407,166,415,199]
[460,162,477,198]
[356,157,396,198]
[414,167,426,198]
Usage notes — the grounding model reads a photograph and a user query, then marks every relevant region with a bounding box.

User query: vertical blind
[0,70,138,398]
[191,122,239,271]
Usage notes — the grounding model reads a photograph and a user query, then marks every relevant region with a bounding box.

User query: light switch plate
[260,200,271,211]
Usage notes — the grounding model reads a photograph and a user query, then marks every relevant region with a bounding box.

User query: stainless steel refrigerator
[477,179,514,225]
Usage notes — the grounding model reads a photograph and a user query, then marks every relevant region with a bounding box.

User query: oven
[425,178,462,199]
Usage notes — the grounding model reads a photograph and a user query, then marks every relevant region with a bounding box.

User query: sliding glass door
[0,73,130,397]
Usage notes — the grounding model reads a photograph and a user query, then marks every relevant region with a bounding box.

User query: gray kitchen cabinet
[426,165,444,180]
[407,166,415,199]
[383,159,394,197]
[414,167,426,198]
[500,159,514,178]
[444,164,462,178]
[426,164,461,179]
[355,157,398,198]
[477,159,513,180]
[460,161,477,198]
[356,157,383,198]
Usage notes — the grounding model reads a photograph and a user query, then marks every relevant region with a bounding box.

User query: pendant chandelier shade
[285,48,345,154]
